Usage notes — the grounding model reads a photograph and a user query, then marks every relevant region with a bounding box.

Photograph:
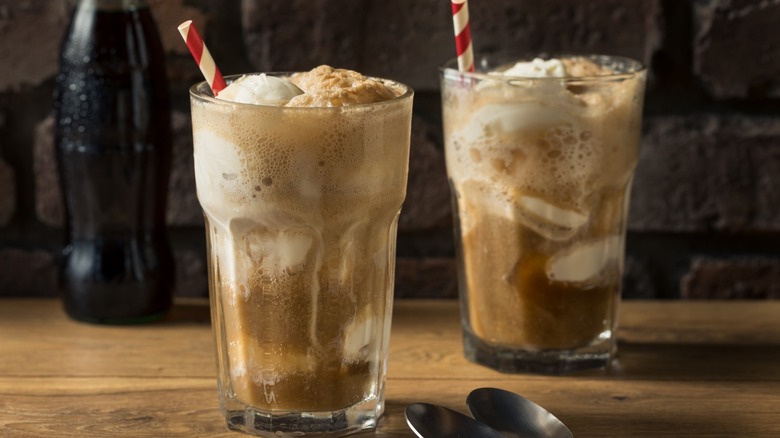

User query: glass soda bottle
[54,0,175,323]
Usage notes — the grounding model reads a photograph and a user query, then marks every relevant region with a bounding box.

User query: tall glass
[441,55,646,374]
[190,75,413,435]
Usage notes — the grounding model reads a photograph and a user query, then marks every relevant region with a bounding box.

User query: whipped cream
[218,74,303,105]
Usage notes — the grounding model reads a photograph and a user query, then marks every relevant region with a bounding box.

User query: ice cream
[499,58,566,78]
[217,73,303,105]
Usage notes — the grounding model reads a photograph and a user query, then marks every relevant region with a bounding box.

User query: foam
[446,57,641,233]
[287,65,404,107]
[449,106,600,216]
[192,96,411,234]
[196,68,408,225]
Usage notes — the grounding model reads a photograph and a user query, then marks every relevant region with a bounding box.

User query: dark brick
[681,257,780,299]
[753,142,780,226]
[629,114,780,232]
[0,156,14,226]
[149,0,207,55]
[471,0,661,62]
[0,248,57,297]
[167,111,202,226]
[33,115,63,227]
[359,0,455,90]
[149,0,212,86]
[395,257,458,299]
[0,0,207,91]
[622,254,657,299]
[399,115,451,231]
[694,0,780,98]
[241,0,660,91]
[242,0,368,72]
[366,0,661,91]
[0,1,68,91]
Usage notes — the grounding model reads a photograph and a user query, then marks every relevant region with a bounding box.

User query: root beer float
[190,66,413,434]
[442,55,646,373]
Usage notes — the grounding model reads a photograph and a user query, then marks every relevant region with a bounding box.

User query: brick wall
[0,0,778,299]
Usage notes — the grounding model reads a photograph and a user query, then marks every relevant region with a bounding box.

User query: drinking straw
[178,20,227,96]
[451,0,474,72]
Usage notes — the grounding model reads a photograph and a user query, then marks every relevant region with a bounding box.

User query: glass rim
[189,73,414,111]
[440,54,646,82]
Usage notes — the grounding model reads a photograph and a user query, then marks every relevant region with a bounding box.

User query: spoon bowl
[405,403,505,438]
[467,387,573,438]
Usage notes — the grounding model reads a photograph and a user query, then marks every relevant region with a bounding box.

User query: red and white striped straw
[451,0,474,72]
[178,20,227,96]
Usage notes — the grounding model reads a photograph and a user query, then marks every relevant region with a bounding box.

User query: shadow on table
[382,397,770,437]
[560,410,762,438]
[603,340,780,380]
[156,299,212,325]
[376,400,414,436]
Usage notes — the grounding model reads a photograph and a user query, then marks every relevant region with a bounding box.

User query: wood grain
[1,299,779,437]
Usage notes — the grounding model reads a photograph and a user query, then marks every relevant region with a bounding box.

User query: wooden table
[0,299,778,437]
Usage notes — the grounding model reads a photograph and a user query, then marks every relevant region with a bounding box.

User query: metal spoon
[467,388,573,438]
[405,403,506,438]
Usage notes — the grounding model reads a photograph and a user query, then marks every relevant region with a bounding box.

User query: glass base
[463,329,613,375]
[223,398,381,437]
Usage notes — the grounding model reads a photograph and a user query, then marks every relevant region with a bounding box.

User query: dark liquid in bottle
[54,4,174,323]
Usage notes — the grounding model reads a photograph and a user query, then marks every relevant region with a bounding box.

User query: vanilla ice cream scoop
[546,236,621,284]
[501,58,566,78]
[218,74,303,105]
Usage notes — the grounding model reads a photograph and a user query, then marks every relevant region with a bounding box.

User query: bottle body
[54,0,174,323]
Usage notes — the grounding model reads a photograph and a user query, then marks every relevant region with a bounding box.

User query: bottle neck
[77,0,150,11]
